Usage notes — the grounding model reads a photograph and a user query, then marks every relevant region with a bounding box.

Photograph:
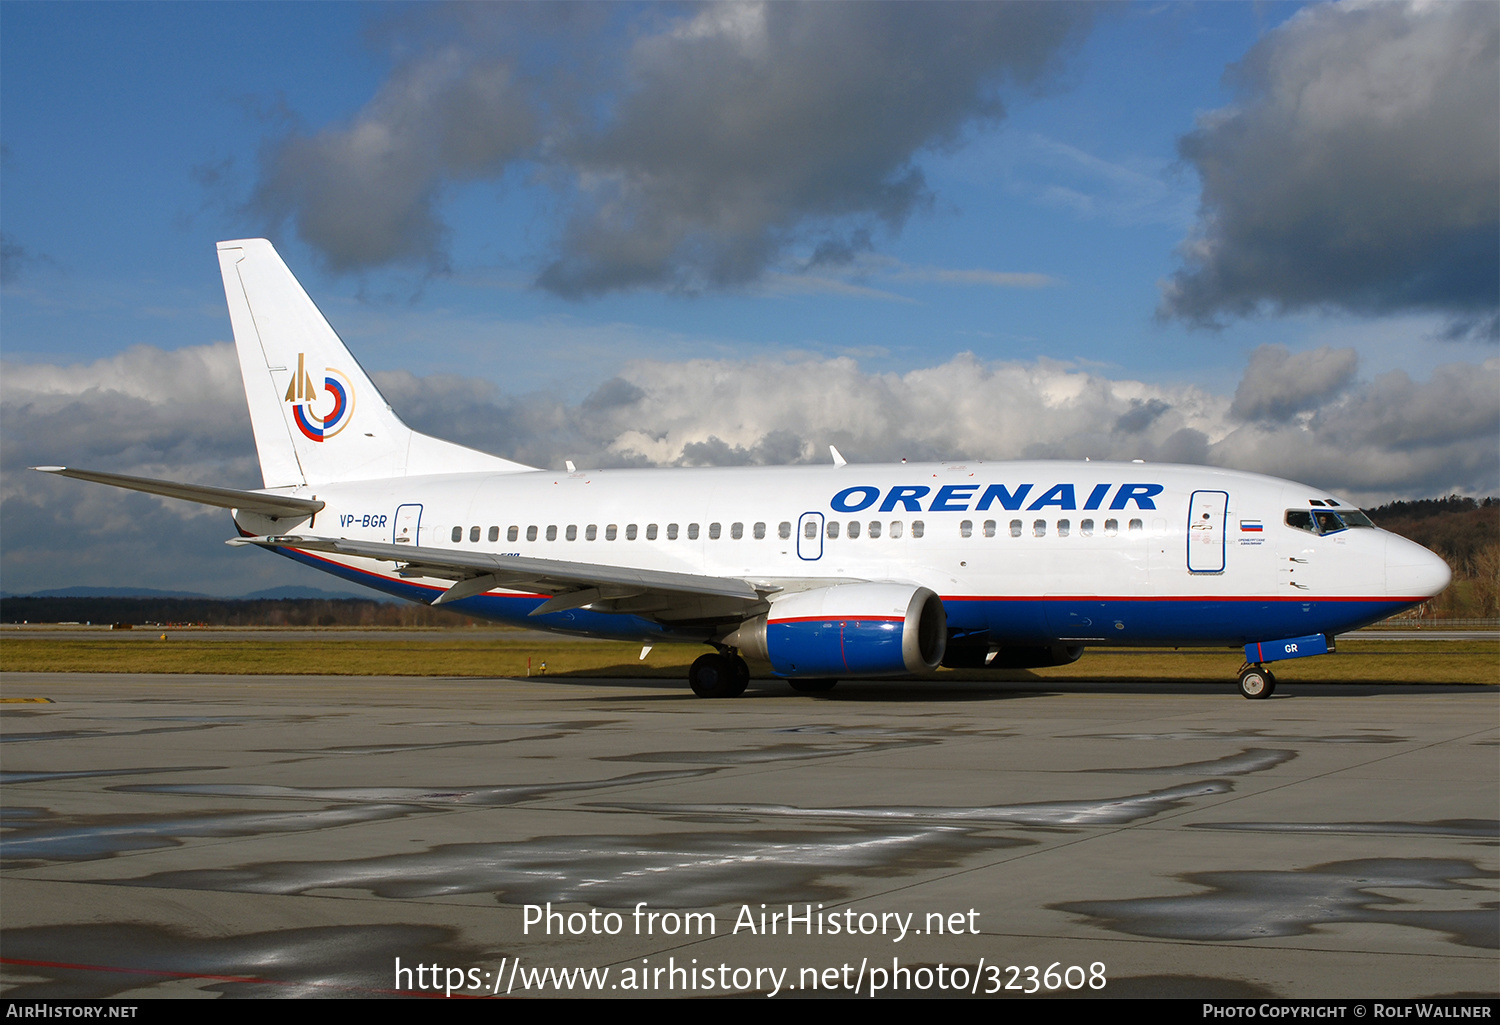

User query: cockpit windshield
[1285,508,1375,534]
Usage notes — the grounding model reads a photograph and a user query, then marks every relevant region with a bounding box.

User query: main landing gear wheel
[689,653,748,698]
[1238,665,1276,700]
[788,678,838,694]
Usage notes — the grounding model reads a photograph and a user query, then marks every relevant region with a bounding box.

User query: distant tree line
[1,596,483,628]
[1365,496,1498,618]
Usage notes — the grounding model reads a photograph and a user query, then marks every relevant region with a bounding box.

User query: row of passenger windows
[451,517,1144,544]
[454,521,791,543]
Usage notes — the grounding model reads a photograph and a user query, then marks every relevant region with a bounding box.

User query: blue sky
[3,1,1496,595]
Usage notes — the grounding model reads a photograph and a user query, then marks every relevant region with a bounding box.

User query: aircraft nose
[1385,533,1452,598]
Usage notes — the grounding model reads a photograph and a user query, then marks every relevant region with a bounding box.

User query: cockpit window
[1288,508,1371,534]
[1285,510,1316,532]
[1313,510,1345,535]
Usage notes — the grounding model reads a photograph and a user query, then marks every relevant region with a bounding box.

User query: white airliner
[37,239,1451,699]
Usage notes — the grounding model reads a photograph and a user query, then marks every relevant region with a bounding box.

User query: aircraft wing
[33,466,324,519]
[229,534,772,621]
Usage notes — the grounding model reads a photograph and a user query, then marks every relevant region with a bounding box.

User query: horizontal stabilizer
[33,466,324,518]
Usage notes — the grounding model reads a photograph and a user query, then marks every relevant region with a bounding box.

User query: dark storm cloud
[252,3,1095,293]
[1161,1,1500,335]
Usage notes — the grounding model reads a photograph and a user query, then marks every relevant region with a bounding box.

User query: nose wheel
[1237,664,1276,699]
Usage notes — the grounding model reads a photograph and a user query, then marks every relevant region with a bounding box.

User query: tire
[689,653,739,698]
[728,655,750,697]
[1238,666,1274,700]
[788,678,838,694]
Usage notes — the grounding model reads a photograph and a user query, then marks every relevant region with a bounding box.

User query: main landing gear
[689,651,750,698]
[1237,663,1277,700]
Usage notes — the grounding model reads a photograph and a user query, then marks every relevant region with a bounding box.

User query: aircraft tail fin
[216,239,533,488]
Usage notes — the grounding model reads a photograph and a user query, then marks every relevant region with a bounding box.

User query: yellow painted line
[0,697,54,703]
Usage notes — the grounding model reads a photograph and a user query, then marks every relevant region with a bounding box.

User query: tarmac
[1,671,1496,999]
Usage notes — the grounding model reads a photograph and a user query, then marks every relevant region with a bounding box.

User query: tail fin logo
[284,353,355,442]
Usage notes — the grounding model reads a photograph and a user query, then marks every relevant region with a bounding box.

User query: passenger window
[1080,519,1093,536]
[754,521,766,539]
[1104,519,1119,536]
[688,523,700,540]
[546,525,558,541]
[566,525,578,541]
[960,520,973,538]
[526,525,538,542]
[731,522,744,539]
[1058,519,1070,537]
[983,520,995,538]
[627,524,639,540]
[1128,518,1143,533]
[488,526,499,542]
[507,526,519,542]
[641,524,652,540]
[709,522,721,540]
[1033,519,1046,537]
[826,521,840,539]
[1010,520,1022,537]
[452,526,462,543]
[470,526,480,542]
[889,521,903,539]
[804,520,818,539]
[667,523,679,540]
[911,520,924,538]
[585,525,597,541]
[606,524,617,540]
[868,521,881,539]
[847,521,860,539]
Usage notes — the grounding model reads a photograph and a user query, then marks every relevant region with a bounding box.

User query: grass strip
[2,638,1495,685]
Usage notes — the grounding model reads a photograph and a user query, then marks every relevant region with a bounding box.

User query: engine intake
[724,583,946,678]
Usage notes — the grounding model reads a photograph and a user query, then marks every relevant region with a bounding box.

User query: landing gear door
[797,512,824,561]
[393,503,422,545]
[1187,490,1228,573]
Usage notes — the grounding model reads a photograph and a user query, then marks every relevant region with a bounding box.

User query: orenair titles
[831,482,1165,514]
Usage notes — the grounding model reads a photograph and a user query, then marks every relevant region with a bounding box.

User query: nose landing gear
[1237,663,1277,699]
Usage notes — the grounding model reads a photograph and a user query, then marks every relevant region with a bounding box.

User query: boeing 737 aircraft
[37,239,1452,699]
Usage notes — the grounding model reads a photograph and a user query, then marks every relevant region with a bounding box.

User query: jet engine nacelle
[724,582,946,678]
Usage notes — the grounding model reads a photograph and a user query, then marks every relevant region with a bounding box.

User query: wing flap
[229,535,768,618]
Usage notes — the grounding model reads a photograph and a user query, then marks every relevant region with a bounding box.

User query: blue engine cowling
[723,583,947,678]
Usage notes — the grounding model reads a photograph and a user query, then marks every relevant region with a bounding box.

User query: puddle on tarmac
[115,769,710,805]
[605,741,916,765]
[3,771,710,862]
[1193,819,1499,839]
[0,922,479,998]
[1055,858,1498,949]
[599,780,1233,827]
[0,724,233,744]
[1,804,414,861]
[0,767,222,785]
[1101,748,1297,776]
[109,826,1018,906]
[1088,730,1405,744]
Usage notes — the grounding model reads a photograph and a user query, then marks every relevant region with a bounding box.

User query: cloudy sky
[2,1,1496,596]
